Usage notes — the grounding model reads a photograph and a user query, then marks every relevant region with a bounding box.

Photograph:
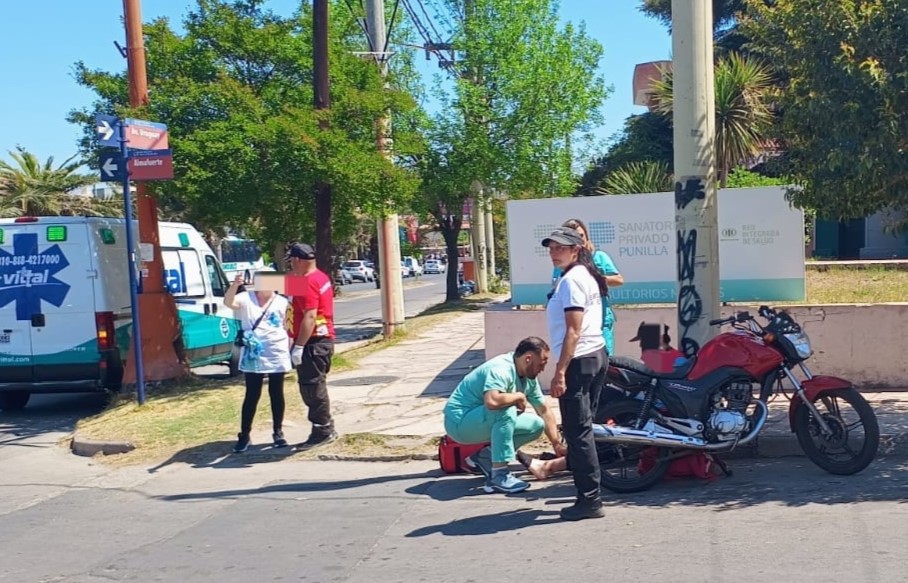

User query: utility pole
[470,186,488,292]
[122,0,186,384]
[671,0,719,357]
[313,0,333,272]
[365,0,405,337]
[484,196,495,279]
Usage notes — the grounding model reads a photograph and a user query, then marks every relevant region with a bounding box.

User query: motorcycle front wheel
[795,388,879,475]
[595,399,671,493]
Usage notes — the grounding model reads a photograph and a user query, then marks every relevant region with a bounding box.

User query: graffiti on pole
[675,175,707,357]
[675,177,705,210]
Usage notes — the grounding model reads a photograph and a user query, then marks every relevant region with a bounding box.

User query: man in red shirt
[287,243,337,447]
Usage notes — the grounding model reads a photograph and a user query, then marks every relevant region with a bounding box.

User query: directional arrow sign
[94,114,119,148]
[99,152,124,182]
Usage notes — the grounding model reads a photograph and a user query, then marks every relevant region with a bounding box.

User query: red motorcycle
[594,306,880,493]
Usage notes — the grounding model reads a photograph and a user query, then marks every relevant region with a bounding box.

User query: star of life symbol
[0,233,71,321]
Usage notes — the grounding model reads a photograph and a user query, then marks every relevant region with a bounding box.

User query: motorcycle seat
[609,355,695,380]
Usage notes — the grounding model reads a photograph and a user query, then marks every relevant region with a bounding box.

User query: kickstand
[710,454,733,477]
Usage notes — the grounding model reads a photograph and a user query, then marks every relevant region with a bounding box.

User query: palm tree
[598,161,674,195]
[0,147,121,217]
[650,53,774,186]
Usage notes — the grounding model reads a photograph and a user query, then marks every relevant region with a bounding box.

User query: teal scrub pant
[444,405,544,464]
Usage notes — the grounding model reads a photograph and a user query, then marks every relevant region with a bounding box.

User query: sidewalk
[70,306,908,460]
[325,309,908,460]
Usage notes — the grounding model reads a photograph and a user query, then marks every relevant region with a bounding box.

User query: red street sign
[124,119,170,150]
[128,154,173,181]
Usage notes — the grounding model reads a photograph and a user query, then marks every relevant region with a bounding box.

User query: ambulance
[0,216,241,411]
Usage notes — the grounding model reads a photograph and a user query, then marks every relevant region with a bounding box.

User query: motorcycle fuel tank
[688,331,783,381]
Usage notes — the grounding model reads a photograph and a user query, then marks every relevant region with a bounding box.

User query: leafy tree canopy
[742,0,908,226]
[0,147,120,218]
[69,0,422,256]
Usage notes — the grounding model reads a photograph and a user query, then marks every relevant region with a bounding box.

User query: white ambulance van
[0,217,241,411]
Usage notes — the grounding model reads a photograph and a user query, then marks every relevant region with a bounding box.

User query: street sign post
[93,113,175,405]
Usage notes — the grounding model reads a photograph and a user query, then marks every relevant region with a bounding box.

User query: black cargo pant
[559,348,608,503]
[297,337,335,437]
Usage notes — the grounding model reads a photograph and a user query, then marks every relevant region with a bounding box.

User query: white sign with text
[507,186,805,305]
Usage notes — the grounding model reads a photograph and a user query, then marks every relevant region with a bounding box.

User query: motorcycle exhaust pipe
[593,400,769,452]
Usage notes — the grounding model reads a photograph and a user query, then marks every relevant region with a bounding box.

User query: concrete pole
[671,0,719,357]
[365,0,405,337]
[122,0,186,384]
[484,196,495,279]
[313,0,333,272]
[470,188,489,293]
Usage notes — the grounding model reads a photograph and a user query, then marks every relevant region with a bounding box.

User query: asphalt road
[2,455,907,582]
[333,271,451,343]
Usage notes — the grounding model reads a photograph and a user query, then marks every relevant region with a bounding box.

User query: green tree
[741,0,908,227]
[600,160,673,195]
[69,0,421,264]
[420,0,607,300]
[640,0,745,30]
[650,53,774,186]
[576,112,673,196]
[0,148,120,217]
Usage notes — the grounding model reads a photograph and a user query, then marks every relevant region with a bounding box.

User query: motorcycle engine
[707,382,752,441]
[707,410,747,440]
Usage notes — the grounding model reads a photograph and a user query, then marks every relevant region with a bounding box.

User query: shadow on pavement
[147,440,297,473]
[0,393,109,446]
[419,348,486,398]
[405,508,562,537]
[156,470,439,501]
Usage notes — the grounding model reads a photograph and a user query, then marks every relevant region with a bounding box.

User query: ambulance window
[205,255,229,297]
[162,249,205,297]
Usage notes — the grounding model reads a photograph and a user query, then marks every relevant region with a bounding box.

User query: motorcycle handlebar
[709,312,753,327]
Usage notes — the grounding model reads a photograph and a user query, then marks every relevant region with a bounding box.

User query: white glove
[291,345,304,367]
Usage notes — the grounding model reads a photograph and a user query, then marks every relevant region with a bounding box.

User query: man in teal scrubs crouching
[443,336,565,493]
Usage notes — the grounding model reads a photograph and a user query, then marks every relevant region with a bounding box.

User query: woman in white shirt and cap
[542,226,609,521]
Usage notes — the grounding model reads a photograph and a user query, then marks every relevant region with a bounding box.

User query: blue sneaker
[464,447,492,478]
[483,470,530,494]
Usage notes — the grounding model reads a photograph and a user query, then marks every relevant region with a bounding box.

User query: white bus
[219,237,271,283]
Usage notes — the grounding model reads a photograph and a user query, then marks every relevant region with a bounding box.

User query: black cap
[541,226,584,248]
[288,243,316,260]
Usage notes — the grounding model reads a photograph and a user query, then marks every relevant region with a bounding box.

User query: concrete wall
[485,303,908,389]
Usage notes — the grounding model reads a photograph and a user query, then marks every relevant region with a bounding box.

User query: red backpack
[437,436,490,474]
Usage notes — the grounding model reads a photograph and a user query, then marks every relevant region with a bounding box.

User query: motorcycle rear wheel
[795,388,879,475]
[595,399,672,493]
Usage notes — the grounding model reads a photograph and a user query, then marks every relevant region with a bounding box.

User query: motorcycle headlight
[783,331,812,359]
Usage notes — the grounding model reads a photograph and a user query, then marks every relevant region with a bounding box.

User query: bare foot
[527,458,552,481]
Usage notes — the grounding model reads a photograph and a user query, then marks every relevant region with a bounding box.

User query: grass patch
[75,294,506,465]
[804,267,908,304]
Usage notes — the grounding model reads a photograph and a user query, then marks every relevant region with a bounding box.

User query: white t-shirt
[546,264,605,360]
[233,292,292,374]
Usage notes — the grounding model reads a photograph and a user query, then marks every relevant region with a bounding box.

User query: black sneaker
[233,432,251,454]
[297,430,338,449]
[273,431,288,448]
[560,499,605,521]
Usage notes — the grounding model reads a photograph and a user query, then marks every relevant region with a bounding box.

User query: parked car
[424,259,445,274]
[403,256,423,276]
[343,260,374,282]
[334,267,354,285]
[400,261,412,278]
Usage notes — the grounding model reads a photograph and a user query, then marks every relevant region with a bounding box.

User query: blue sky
[0,1,670,167]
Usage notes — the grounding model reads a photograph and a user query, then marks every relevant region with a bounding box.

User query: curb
[70,433,136,457]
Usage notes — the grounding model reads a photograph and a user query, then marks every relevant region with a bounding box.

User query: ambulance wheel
[228,347,242,377]
[0,391,30,412]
